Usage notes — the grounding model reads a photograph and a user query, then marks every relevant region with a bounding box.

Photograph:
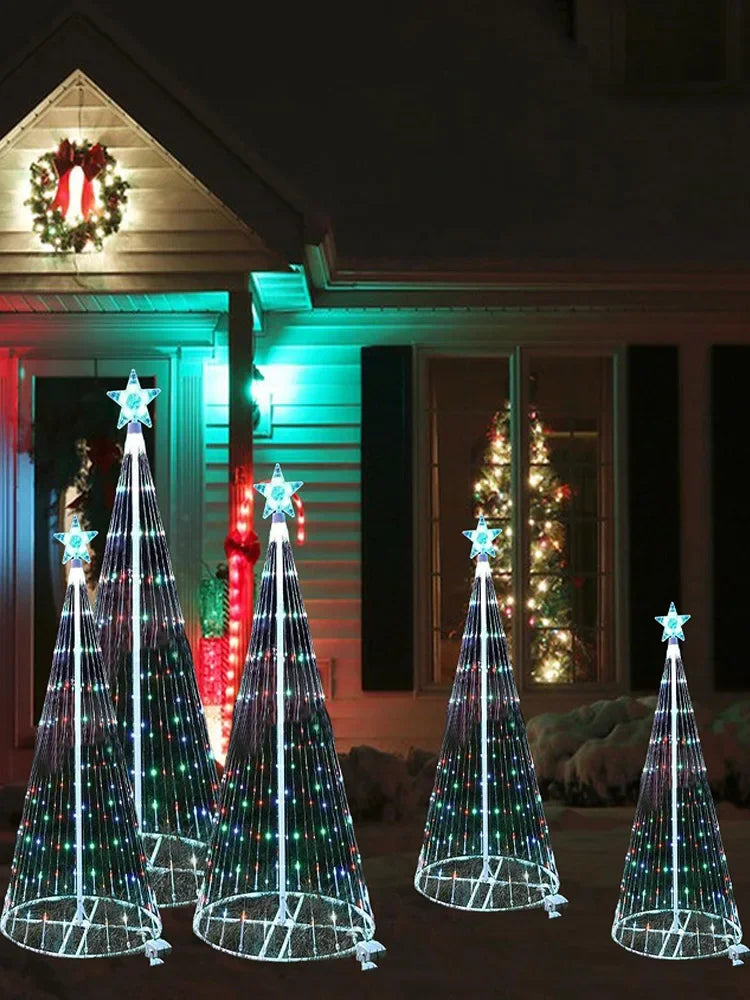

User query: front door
[15,358,171,751]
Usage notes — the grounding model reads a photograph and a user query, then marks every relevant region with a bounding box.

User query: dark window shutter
[712,346,750,690]
[361,346,413,691]
[627,346,680,689]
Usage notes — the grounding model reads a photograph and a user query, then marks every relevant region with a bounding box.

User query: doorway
[16,359,170,746]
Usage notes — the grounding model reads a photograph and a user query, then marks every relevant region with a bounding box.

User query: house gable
[0,12,326,291]
[0,71,292,291]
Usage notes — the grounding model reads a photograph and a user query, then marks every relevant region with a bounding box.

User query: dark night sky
[4,0,750,267]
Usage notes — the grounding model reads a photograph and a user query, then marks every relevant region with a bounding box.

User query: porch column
[679,339,712,696]
[0,352,18,783]
[172,349,204,664]
[227,289,255,728]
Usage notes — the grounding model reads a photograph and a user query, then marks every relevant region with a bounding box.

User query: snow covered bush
[526,698,750,806]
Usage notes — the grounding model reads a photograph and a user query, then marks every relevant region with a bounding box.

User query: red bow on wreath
[224,528,261,567]
[50,140,106,221]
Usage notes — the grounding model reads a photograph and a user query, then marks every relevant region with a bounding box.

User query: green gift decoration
[200,575,226,639]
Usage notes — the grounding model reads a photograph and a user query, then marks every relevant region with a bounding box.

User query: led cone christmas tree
[415,516,566,916]
[1,520,169,964]
[612,604,748,965]
[94,371,218,907]
[194,465,384,969]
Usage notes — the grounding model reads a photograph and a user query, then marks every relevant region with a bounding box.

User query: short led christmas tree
[94,371,219,907]
[415,516,567,916]
[0,520,168,963]
[194,465,384,969]
[612,604,748,964]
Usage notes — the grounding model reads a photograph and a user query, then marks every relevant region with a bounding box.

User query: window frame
[415,343,627,696]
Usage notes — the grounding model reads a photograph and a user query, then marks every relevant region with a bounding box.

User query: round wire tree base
[612,909,743,961]
[0,895,161,958]
[414,855,559,912]
[141,832,207,908]
[193,891,375,962]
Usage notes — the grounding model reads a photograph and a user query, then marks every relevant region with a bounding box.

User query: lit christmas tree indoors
[612,604,748,965]
[94,370,219,907]
[194,465,384,969]
[0,519,168,964]
[415,515,567,917]
[473,400,585,684]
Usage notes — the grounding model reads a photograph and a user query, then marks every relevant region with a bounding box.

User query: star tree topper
[53,514,98,564]
[254,463,303,519]
[462,515,502,559]
[106,369,161,429]
[655,601,691,642]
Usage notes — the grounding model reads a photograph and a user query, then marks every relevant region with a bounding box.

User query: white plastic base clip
[543,893,568,919]
[144,937,171,967]
[355,939,386,971]
[728,943,749,967]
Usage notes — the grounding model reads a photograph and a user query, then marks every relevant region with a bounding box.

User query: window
[425,351,615,689]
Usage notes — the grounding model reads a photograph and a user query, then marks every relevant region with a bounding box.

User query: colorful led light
[655,601,691,643]
[106,369,161,429]
[415,519,565,916]
[194,472,382,967]
[612,618,746,962]
[94,394,218,907]
[254,463,303,519]
[462,514,501,559]
[0,531,165,960]
[53,514,97,564]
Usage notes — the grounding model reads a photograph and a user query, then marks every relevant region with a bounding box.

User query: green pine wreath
[26,139,129,253]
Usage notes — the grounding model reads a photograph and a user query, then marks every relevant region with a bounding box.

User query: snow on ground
[2,695,750,998]
[1,810,749,1000]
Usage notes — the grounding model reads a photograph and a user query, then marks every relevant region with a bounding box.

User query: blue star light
[254,463,303,519]
[106,369,161,429]
[655,601,691,642]
[53,515,98,564]
[462,515,502,559]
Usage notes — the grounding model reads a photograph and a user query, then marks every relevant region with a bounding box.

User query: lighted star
[462,515,502,559]
[106,369,161,429]
[53,515,98,564]
[254,463,303,519]
[655,601,691,642]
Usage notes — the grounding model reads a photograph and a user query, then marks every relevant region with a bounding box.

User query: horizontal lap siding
[0,78,277,275]
[251,319,364,733]
[210,310,542,753]
[203,357,230,571]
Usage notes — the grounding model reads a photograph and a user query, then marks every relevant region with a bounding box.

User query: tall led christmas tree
[416,516,566,916]
[1,520,169,964]
[612,604,748,964]
[94,371,218,907]
[473,401,583,684]
[194,465,384,969]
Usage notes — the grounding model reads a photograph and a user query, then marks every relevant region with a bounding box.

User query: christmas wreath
[26,138,129,252]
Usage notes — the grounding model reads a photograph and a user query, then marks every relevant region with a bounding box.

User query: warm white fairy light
[472,401,582,684]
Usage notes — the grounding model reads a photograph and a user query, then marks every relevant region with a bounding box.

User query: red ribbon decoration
[291,492,306,545]
[49,140,106,220]
[224,527,261,567]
